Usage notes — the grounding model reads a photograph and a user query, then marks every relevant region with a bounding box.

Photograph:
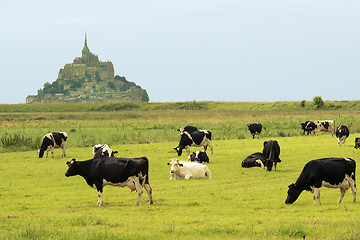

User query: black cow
[38,132,67,158]
[300,121,317,135]
[188,150,209,163]
[65,157,153,206]
[336,125,350,146]
[241,152,265,168]
[247,123,264,139]
[355,138,360,149]
[174,130,213,156]
[93,144,118,158]
[262,140,281,171]
[285,158,356,205]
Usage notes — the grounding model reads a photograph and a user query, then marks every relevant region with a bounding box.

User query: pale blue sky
[1,0,359,103]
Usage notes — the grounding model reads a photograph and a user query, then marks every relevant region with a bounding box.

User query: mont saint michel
[26,35,149,103]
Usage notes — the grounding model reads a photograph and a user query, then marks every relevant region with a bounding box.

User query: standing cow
[285,158,356,205]
[262,140,281,171]
[93,144,118,158]
[38,132,67,158]
[168,158,211,179]
[314,120,335,137]
[241,152,265,168]
[336,125,350,146]
[300,121,317,135]
[174,130,213,156]
[65,157,153,206]
[247,123,264,139]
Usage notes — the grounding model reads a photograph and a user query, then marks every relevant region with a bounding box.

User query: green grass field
[1,101,360,239]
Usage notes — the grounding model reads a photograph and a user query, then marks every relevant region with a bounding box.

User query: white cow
[167,158,212,179]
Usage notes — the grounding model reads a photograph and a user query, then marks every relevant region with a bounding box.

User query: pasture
[1,101,360,239]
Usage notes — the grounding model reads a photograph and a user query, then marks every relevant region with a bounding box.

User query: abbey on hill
[26,35,149,103]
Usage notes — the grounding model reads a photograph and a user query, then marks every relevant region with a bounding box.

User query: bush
[1,134,41,151]
[313,96,324,109]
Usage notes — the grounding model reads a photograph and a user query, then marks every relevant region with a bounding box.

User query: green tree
[313,96,324,109]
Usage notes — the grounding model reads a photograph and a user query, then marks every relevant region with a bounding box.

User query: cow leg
[133,177,143,206]
[338,188,346,203]
[207,140,213,154]
[144,183,153,204]
[61,146,66,157]
[347,177,357,202]
[313,188,321,205]
[95,183,104,206]
[51,146,54,158]
[274,162,277,171]
[185,146,190,156]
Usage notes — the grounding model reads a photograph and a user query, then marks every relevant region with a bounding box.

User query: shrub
[313,96,324,109]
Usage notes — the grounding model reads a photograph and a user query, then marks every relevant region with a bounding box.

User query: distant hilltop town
[26,35,149,103]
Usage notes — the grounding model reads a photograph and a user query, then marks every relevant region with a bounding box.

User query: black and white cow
[300,121,317,135]
[38,132,67,158]
[65,156,153,206]
[174,130,213,156]
[314,120,335,137]
[285,158,356,205]
[336,125,350,146]
[241,152,265,168]
[262,140,281,171]
[247,123,264,139]
[354,138,360,149]
[188,150,209,163]
[93,144,118,158]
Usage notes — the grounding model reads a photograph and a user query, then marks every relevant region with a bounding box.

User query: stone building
[26,34,149,103]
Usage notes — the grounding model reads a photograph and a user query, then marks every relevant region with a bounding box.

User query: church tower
[81,33,99,64]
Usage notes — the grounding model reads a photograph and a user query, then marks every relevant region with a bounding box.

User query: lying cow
[188,150,209,163]
[336,125,350,146]
[355,138,360,149]
[168,158,211,179]
[65,157,153,206]
[300,121,317,135]
[93,144,118,158]
[314,120,335,137]
[285,158,356,205]
[241,152,265,168]
[262,140,281,171]
[38,132,67,158]
[174,130,213,156]
[247,123,264,139]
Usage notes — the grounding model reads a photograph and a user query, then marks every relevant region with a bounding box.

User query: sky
[1,0,359,104]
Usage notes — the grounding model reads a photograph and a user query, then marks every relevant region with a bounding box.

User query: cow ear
[288,183,295,189]
[66,161,70,166]
[113,151,118,154]
[167,162,170,165]
[263,141,268,146]
[179,163,184,167]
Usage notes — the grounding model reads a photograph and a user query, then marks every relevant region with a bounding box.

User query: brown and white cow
[38,132,67,158]
[314,120,335,137]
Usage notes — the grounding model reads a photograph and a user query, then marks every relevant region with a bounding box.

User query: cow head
[65,159,80,177]
[38,148,45,158]
[285,183,302,204]
[174,147,183,156]
[264,160,274,171]
[355,138,360,149]
[168,158,183,177]
[247,124,251,130]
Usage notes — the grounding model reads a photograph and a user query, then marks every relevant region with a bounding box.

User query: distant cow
[314,120,335,137]
[93,144,118,158]
[285,158,356,205]
[65,157,153,206]
[247,123,264,139]
[188,150,209,163]
[300,121,317,135]
[336,125,350,146]
[168,158,211,179]
[241,152,265,168]
[262,140,281,171]
[354,138,360,149]
[174,130,213,156]
[38,132,67,158]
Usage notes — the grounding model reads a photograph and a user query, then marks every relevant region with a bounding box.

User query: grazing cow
[314,120,335,137]
[38,132,67,158]
[285,158,356,205]
[188,150,209,163]
[174,130,213,156]
[354,138,360,149]
[241,152,265,168]
[168,158,211,179]
[335,125,350,146]
[65,157,153,206]
[300,121,317,135]
[262,140,281,171]
[247,123,264,139]
[93,144,118,158]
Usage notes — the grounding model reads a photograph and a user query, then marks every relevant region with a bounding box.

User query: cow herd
[38,119,358,206]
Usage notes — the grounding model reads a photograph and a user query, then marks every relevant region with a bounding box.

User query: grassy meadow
[1,101,360,239]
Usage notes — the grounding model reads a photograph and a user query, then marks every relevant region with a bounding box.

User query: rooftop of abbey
[26,35,149,103]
